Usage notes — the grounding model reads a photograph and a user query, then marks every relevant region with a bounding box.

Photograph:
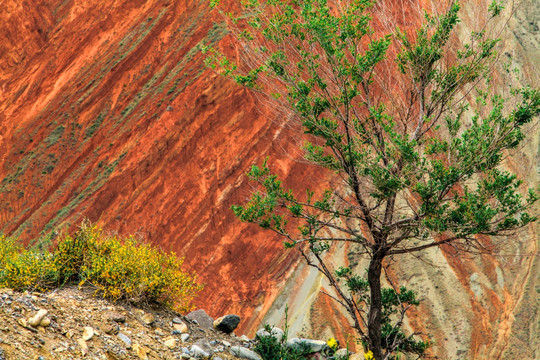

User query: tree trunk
[367,251,384,360]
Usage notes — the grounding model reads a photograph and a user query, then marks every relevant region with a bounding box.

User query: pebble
[133,342,148,360]
[118,332,132,348]
[108,312,126,323]
[77,338,89,356]
[164,336,177,349]
[141,313,155,325]
[82,326,94,341]
[39,317,51,327]
[240,335,251,342]
[103,323,119,335]
[174,322,189,333]
[28,309,48,327]
[181,333,190,342]
[190,345,210,359]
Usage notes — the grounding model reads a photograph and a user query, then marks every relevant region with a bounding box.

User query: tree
[206,0,540,359]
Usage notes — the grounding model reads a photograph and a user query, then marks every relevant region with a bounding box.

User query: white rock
[174,322,189,333]
[39,317,51,327]
[286,338,328,353]
[77,338,89,356]
[118,332,132,348]
[256,327,284,342]
[181,333,190,342]
[164,336,177,349]
[230,346,262,360]
[335,348,351,359]
[28,309,48,327]
[82,326,94,341]
[191,345,210,359]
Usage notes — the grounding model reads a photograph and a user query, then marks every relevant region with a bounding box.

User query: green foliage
[44,125,65,148]
[255,326,311,360]
[210,0,539,358]
[254,308,312,360]
[0,236,58,291]
[85,112,106,139]
[0,223,202,312]
[336,268,428,358]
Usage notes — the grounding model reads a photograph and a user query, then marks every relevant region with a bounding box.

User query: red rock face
[0,0,311,332]
[0,1,538,358]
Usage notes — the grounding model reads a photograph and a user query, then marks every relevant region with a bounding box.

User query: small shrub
[0,236,58,291]
[255,308,311,360]
[0,223,202,312]
[77,225,202,312]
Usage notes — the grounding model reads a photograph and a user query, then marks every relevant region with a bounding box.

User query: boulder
[230,346,262,360]
[213,314,241,334]
[186,309,214,329]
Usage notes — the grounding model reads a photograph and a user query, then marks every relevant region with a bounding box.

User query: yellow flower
[364,350,374,360]
[327,338,338,350]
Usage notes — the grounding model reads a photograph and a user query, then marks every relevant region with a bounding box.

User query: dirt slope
[0,1,538,359]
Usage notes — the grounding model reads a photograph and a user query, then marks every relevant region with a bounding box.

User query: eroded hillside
[0,1,538,359]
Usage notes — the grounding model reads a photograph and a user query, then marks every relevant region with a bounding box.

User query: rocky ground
[0,287,262,360]
[0,287,348,360]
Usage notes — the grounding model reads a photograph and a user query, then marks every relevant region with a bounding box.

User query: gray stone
[181,333,190,342]
[213,314,241,334]
[230,346,262,360]
[239,334,250,342]
[190,345,210,359]
[335,349,351,359]
[186,310,214,329]
[256,327,284,342]
[194,339,214,355]
[173,317,184,324]
[117,333,132,348]
[286,338,328,353]
[108,312,126,323]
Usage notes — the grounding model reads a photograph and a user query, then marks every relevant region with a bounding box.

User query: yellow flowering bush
[0,236,58,291]
[364,350,374,360]
[77,225,202,312]
[0,224,202,312]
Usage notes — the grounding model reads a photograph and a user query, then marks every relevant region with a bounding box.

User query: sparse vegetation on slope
[0,222,202,312]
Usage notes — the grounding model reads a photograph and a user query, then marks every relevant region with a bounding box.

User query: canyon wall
[0,1,537,359]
